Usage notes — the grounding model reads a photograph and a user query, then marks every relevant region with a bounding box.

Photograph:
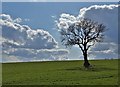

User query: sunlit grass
[2,59,118,85]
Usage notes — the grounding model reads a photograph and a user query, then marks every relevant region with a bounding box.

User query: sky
[1,2,119,62]
[1,0,119,2]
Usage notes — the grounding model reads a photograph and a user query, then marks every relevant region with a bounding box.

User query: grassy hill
[2,59,118,86]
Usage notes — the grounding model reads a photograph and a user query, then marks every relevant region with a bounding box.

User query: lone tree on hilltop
[57,18,106,68]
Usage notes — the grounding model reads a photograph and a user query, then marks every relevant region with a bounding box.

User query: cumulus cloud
[78,4,118,18]
[1,14,58,49]
[3,48,69,62]
[88,42,118,59]
[13,18,22,23]
[57,4,118,59]
[78,4,118,43]
[78,4,118,59]
[1,14,68,62]
[57,13,77,30]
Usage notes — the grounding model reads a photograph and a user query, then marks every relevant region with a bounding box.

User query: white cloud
[13,18,22,23]
[88,42,118,59]
[57,4,118,59]
[1,14,58,49]
[1,14,68,62]
[57,13,77,30]
[79,4,118,43]
[2,48,69,62]
[78,4,119,18]
[78,4,118,59]
[90,42,117,52]
[2,54,23,63]
[0,14,13,22]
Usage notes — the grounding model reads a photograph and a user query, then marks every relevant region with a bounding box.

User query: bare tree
[58,18,106,68]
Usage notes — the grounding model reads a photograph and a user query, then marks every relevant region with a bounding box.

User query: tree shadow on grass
[65,67,83,71]
[64,66,117,72]
[93,67,117,72]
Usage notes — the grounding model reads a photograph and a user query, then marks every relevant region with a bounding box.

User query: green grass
[2,59,118,85]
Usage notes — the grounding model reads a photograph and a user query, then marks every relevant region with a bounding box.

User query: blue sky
[3,2,116,29]
[1,2,118,62]
[2,0,119,2]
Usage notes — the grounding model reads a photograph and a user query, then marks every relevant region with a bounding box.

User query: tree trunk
[83,51,90,68]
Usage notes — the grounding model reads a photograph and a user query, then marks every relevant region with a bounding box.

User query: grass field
[2,59,118,85]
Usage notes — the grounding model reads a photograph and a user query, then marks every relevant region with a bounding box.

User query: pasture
[2,59,118,86]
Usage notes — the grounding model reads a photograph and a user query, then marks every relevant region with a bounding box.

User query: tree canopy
[57,18,106,68]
